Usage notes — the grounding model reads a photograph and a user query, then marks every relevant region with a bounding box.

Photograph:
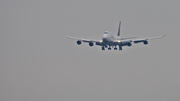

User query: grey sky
[0,0,180,101]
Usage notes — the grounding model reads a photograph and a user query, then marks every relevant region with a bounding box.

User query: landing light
[100,40,103,43]
[118,40,121,43]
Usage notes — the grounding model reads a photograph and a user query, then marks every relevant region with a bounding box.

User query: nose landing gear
[102,47,105,50]
[119,46,122,50]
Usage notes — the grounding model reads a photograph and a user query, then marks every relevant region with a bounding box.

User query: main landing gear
[102,46,122,51]
[113,46,117,50]
[102,46,112,50]
[108,47,111,50]
[119,46,122,50]
[102,47,105,50]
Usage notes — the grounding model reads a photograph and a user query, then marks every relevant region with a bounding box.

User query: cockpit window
[104,31,108,34]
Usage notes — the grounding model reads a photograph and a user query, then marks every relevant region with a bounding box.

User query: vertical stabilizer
[117,21,121,36]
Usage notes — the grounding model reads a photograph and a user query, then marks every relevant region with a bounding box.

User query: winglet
[163,34,166,37]
[66,35,71,38]
[117,21,121,36]
[66,35,79,40]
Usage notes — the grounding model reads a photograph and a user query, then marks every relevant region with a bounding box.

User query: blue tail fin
[117,21,121,36]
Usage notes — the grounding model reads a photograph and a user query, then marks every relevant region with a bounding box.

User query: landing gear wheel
[114,48,117,50]
[119,46,122,50]
[108,48,111,50]
[102,47,105,51]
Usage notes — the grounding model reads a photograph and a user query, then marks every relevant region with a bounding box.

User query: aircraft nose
[102,34,109,42]
[102,37,107,42]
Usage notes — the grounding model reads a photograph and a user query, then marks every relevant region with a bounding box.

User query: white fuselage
[102,31,115,43]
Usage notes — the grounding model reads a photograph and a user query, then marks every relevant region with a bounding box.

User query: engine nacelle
[89,42,94,47]
[143,41,148,45]
[127,42,132,47]
[77,40,81,45]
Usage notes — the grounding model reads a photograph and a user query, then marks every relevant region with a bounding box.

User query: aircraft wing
[66,35,100,43]
[133,34,166,43]
[114,36,137,40]
[120,37,137,40]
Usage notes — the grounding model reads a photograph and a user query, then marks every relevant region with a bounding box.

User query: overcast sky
[0,0,180,101]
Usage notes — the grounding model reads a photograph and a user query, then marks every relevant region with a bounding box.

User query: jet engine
[77,40,81,45]
[89,42,94,47]
[127,42,132,47]
[143,41,148,45]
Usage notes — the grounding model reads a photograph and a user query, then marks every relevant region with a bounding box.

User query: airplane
[66,21,165,50]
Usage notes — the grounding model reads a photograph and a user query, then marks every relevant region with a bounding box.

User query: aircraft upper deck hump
[117,21,121,36]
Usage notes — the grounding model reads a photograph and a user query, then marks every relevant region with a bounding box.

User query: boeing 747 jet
[66,21,165,50]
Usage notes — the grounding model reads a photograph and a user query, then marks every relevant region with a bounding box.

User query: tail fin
[117,21,121,36]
